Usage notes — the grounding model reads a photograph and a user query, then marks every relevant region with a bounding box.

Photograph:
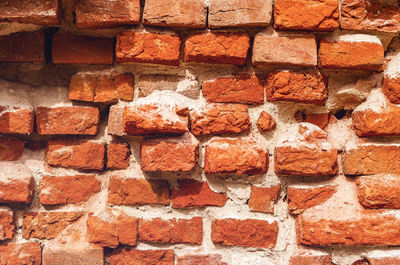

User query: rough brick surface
[208,0,272,28]
[110,248,175,265]
[295,112,330,130]
[0,136,24,161]
[178,254,228,265]
[75,0,141,29]
[0,242,41,265]
[139,217,203,245]
[212,219,278,248]
[171,179,228,208]
[46,139,105,171]
[143,0,206,28]
[257,111,277,133]
[43,244,103,265]
[40,175,101,205]
[0,162,34,204]
[0,208,14,240]
[266,71,328,106]
[0,31,45,63]
[184,32,250,65]
[204,138,269,175]
[248,185,280,213]
[368,257,400,265]
[87,215,119,248]
[0,106,34,135]
[274,0,339,31]
[202,74,264,104]
[141,134,199,172]
[190,104,250,136]
[108,177,170,206]
[107,141,131,169]
[383,76,400,104]
[116,31,181,66]
[36,106,99,135]
[287,185,336,214]
[52,32,114,65]
[290,253,332,265]
[117,215,139,246]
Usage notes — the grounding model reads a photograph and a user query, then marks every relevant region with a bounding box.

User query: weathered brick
[202,74,264,104]
[46,139,105,171]
[23,212,83,239]
[107,141,131,169]
[205,138,268,175]
[139,217,203,245]
[212,219,278,248]
[43,244,103,265]
[275,124,338,176]
[252,32,317,67]
[0,136,24,161]
[143,0,206,28]
[36,106,99,135]
[108,177,170,206]
[110,248,175,265]
[208,0,272,28]
[0,162,34,204]
[171,179,228,208]
[108,105,125,136]
[0,0,60,25]
[248,185,280,213]
[190,104,250,136]
[69,73,134,103]
[274,0,339,31]
[266,71,328,106]
[343,145,400,175]
[184,32,250,65]
[287,185,336,214]
[341,0,400,33]
[0,31,45,63]
[141,134,199,172]
[123,103,188,135]
[178,254,228,265]
[116,31,181,66]
[319,37,384,70]
[40,175,101,205]
[295,111,330,130]
[52,32,114,65]
[75,0,141,29]
[0,242,41,265]
[290,253,332,265]
[0,208,14,240]
[383,75,400,104]
[0,106,34,134]
[368,256,400,265]
[257,111,277,133]
[117,215,139,246]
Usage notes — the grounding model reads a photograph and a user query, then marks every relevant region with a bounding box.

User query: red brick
[0,242,41,265]
[87,215,118,248]
[295,111,330,130]
[75,0,140,29]
[171,179,228,208]
[257,111,277,133]
[184,32,250,65]
[36,106,99,135]
[123,103,188,135]
[0,208,13,240]
[204,138,268,175]
[0,136,24,161]
[23,212,83,239]
[0,0,60,25]
[287,185,336,214]
[190,104,250,136]
[252,32,317,67]
[0,31,45,62]
[43,244,103,265]
[319,38,384,70]
[211,219,278,248]
[178,254,228,265]
[202,74,264,104]
[266,71,328,106]
[108,105,126,136]
[52,32,113,65]
[116,31,181,66]
[69,73,135,103]
[110,248,175,265]
[143,0,206,28]
[46,139,105,171]
[40,175,101,205]
[383,76,400,104]
[108,177,170,206]
[343,145,400,175]
[208,0,272,28]
[0,162,34,204]
[368,257,400,265]
[116,215,139,246]
[107,141,131,169]
[274,0,339,31]
[141,134,199,172]
[290,253,332,265]
[139,217,203,245]
[0,106,34,135]
[341,0,400,33]
[248,185,280,213]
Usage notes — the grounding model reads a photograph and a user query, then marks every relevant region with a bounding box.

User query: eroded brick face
[0,31,45,62]
[0,106,34,135]
[0,242,41,265]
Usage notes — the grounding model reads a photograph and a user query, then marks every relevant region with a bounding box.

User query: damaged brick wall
[1,0,400,264]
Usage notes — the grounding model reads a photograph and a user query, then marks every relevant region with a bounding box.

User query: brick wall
[1,0,400,264]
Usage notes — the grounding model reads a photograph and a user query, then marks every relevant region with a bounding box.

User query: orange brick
[107,141,131,169]
[0,106,34,135]
[0,162,34,204]
[0,208,14,240]
[248,185,280,213]
[110,248,175,265]
[0,136,24,161]
[287,185,336,214]
[0,31,45,62]
[0,242,41,265]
